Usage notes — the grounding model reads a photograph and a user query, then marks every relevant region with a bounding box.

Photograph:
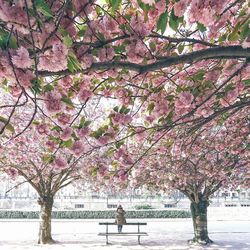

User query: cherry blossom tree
[0,0,249,245]
[128,108,250,244]
[0,0,249,144]
[0,113,103,244]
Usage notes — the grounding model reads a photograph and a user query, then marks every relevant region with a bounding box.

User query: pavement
[0,218,250,250]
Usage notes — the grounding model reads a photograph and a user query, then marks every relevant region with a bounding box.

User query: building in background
[0,178,250,210]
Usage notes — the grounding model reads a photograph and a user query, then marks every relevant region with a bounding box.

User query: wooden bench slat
[99,222,147,225]
[98,233,148,236]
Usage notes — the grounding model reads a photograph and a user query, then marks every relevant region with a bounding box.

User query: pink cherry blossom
[196,106,214,118]
[38,43,68,72]
[220,88,239,108]
[10,85,22,97]
[54,156,68,169]
[175,91,194,115]
[97,47,115,62]
[242,37,250,49]
[82,53,94,68]
[45,140,56,151]
[141,0,155,5]
[77,127,90,138]
[78,88,92,102]
[130,15,151,37]
[57,113,71,127]
[6,167,18,180]
[98,135,110,145]
[12,47,33,69]
[71,140,85,156]
[174,0,190,17]
[44,90,64,114]
[60,127,73,141]
[59,76,72,89]
[16,69,35,89]
[36,124,49,135]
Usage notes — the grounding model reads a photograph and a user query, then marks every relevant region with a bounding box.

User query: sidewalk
[0,219,250,250]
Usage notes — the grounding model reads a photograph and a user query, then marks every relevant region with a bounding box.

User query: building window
[231,193,238,198]
[135,189,142,195]
[164,204,174,208]
[225,204,237,207]
[107,204,117,209]
[241,204,250,207]
[240,193,246,199]
[75,204,84,208]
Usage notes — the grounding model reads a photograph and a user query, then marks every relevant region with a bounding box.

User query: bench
[98,222,148,244]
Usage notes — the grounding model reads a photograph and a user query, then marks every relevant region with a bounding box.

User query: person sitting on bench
[115,205,126,233]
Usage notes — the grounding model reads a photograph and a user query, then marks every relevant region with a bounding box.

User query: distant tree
[0,116,97,244]
[130,108,250,244]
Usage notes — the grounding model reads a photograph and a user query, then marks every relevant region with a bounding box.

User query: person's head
[117,205,123,210]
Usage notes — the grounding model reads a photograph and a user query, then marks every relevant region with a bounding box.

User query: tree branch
[38,46,250,76]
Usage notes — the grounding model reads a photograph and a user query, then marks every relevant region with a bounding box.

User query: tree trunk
[189,199,213,245]
[37,196,55,244]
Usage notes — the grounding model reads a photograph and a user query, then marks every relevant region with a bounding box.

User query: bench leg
[138,235,141,244]
[106,224,109,244]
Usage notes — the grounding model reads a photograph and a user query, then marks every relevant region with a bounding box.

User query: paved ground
[0,219,250,250]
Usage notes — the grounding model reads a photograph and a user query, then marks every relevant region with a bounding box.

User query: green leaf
[114,44,126,54]
[79,117,85,128]
[166,95,175,101]
[78,27,87,37]
[31,78,42,94]
[61,96,74,108]
[147,103,155,114]
[149,41,156,52]
[192,87,200,97]
[243,79,250,86]
[91,129,103,139]
[197,23,207,32]
[0,29,17,50]
[42,154,55,164]
[111,0,122,12]
[84,120,91,127]
[157,11,168,34]
[35,0,53,18]
[43,84,54,92]
[62,34,73,47]
[240,21,250,40]
[191,70,205,81]
[120,105,130,114]
[115,140,124,149]
[228,30,239,41]
[224,83,234,92]
[32,120,40,125]
[218,34,227,43]
[113,106,119,112]
[67,58,75,73]
[0,116,15,133]
[177,44,185,54]
[51,126,62,132]
[107,147,116,156]
[63,139,73,148]
[67,53,82,73]
[169,10,179,31]
[137,0,151,11]
[218,112,230,125]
